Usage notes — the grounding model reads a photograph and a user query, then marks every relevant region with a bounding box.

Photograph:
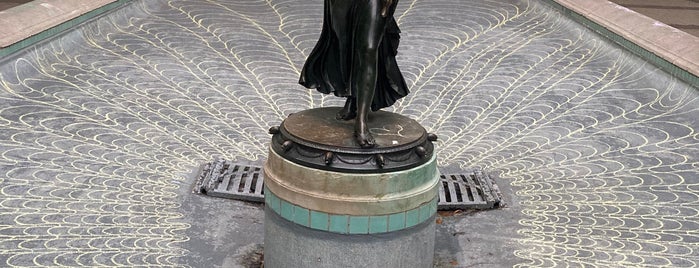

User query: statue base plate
[269,107,436,173]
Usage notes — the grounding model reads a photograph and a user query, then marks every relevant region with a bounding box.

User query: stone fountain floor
[0,0,697,267]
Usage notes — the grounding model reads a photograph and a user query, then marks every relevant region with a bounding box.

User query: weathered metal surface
[195,159,264,203]
[438,170,503,210]
[270,107,436,173]
[282,107,424,148]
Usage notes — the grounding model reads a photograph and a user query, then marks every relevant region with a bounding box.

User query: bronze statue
[299,0,409,148]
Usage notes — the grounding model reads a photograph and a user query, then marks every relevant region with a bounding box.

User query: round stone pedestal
[263,107,439,268]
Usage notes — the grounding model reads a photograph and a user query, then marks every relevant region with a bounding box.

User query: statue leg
[337,97,356,120]
[351,0,387,148]
[329,0,357,121]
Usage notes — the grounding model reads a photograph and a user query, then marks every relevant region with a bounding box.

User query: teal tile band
[349,216,370,234]
[387,213,406,232]
[293,207,310,227]
[265,186,437,234]
[405,208,420,228]
[328,215,349,233]
[369,215,389,234]
[310,211,329,230]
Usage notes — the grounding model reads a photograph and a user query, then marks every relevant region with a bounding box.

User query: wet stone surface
[0,0,697,267]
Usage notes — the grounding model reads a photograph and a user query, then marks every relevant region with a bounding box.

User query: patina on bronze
[299,0,409,148]
[269,107,437,173]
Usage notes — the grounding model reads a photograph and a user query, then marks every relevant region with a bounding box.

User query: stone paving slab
[0,0,117,47]
[555,0,699,78]
[0,0,698,267]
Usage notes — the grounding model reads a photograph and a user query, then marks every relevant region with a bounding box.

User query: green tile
[369,215,388,234]
[266,190,280,213]
[405,208,419,228]
[387,213,406,232]
[329,215,349,233]
[430,199,438,214]
[310,211,329,231]
[294,207,310,227]
[264,192,270,204]
[419,202,433,223]
[280,200,294,220]
[349,216,370,234]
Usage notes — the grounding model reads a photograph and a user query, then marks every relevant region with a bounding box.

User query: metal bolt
[415,146,426,158]
[427,133,438,141]
[324,152,334,165]
[376,154,385,168]
[281,140,294,152]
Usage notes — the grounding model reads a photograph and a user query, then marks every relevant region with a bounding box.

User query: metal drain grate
[438,170,503,210]
[194,160,503,210]
[194,159,265,202]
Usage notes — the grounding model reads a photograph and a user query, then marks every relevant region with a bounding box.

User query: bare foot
[336,97,356,120]
[355,124,376,148]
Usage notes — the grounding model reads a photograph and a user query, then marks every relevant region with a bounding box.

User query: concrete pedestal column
[264,206,435,267]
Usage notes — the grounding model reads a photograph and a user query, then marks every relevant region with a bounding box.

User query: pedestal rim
[270,107,436,173]
[263,148,440,216]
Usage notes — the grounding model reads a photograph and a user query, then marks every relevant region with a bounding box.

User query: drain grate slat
[438,180,448,205]
[254,171,264,194]
[231,167,245,192]
[437,171,502,210]
[218,173,231,192]
[194,159,503,210]
[461,176,474,202]
[463,174,478,202]
[447,177,460,203]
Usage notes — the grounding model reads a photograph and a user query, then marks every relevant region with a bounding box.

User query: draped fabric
[299,0,409,111]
